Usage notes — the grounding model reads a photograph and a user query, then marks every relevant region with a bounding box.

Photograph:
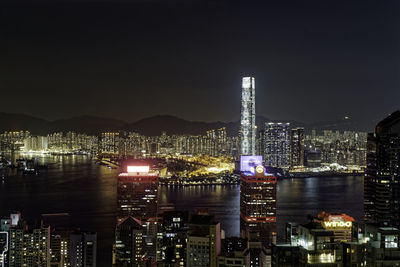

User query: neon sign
[323,221,352,228]
[127,166,149,173]
[240,155,263,172]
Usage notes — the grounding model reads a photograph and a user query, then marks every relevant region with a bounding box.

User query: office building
[364,110,400,228]
[240,77,256,156]
[156,211,189,266]
[115,164,159,266]
[217,237,247,267]
[273,212,400,266]
[70,232,97,267]
[313,212,358,242]
[364,132,377,224]
[0,230,8,267]
[263,122,290,168]
[187,213,221,267]
[240,165,277,249]
[49,228,73,267]
[113,217,147,266]
[117,164,158,219]
[364,224,400,265]
[290,128,305,168]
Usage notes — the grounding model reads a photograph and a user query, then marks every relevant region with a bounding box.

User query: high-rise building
[240,77,256,156]
[117,164,158,219]
[364,110,400,228]
[273,212,400,266]
[113,217,147,266]
[206,130,217,156]
[264,122,291,168]
[100,132,120,155]
[217,237,247,267]
[274,214,363,267]
[186,214,221,267]
[70,232,97,267]
[8,213,50,267]
[156,211,189,266]
[240,165,277,249]
[49,228,73,267]
[290,128,305,168]
[0,230,8,267]
[364,133,377,224]
[114,164,159,266]
[217,127,227,156]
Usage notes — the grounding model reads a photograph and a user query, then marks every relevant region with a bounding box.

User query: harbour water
[0,155,364,266]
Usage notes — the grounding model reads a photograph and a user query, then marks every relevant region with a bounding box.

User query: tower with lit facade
[114,163,159,266]
[290,128,305,168]
[364,110,400,228]
[240,77,256,156]
[264,122,291,168]
[117,165,158,220]
[240,165,277,248]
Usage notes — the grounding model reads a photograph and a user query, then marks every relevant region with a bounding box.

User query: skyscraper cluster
[0,213,97,267]
[304,130,367,168]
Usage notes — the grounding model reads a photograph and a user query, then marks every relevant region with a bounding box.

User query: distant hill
[48,116,126,135]
[0,113,125,135]
[123,115,233,136]
[0,112,48,134]
[0,112,376,136]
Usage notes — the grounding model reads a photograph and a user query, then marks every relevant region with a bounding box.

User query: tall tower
[240,165,277,248]
[114,163,159,266]
[290,127,305,168]
[364,110,400,228]
[240,77,256,156]
[264,122,291,168]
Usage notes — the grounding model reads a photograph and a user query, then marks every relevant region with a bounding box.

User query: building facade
[290,128,305,168]
[264,122,290,168]
[240,165,277,249]
[364,110,400,228]
[240,77,256,156]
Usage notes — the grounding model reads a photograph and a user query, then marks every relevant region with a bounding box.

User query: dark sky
[1,0,399,124]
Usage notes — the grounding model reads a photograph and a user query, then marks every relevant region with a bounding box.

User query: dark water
[0,155,364,266]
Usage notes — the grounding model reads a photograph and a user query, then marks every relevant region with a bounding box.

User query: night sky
[1,0,399,124]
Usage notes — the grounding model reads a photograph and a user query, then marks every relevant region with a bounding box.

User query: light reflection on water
[0,155,363,266]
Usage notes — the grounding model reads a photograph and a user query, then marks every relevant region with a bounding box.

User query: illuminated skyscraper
[117,165,158,219]
[240,77,256,156]
[114,164,159,266]
[240,165,277,248]
[290,128,305,168]
[264,122,291,168]
[364,110,400,228]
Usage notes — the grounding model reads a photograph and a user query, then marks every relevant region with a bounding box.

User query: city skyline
[1,0,400,266]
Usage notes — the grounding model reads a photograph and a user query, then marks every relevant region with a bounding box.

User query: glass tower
[240,77,256,156]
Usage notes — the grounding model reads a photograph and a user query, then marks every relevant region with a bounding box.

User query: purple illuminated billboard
[240,155,263,172]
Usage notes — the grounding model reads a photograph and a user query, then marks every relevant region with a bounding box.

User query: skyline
[0,109,388,135]
[1,0,400,123]
[2,1,400,266]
